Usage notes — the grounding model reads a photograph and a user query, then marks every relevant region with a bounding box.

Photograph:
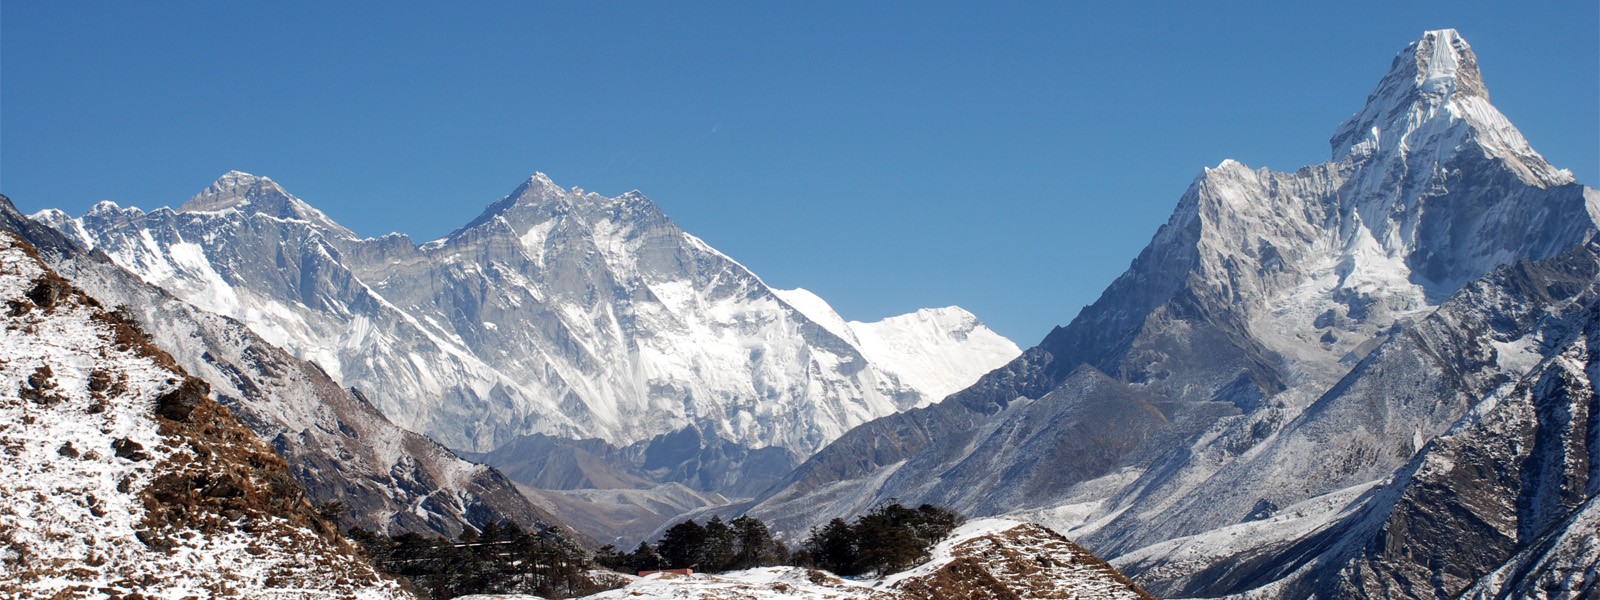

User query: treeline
[798,502,963,576]
[595,514,787,574]
[347,522,602,599]
[596,502,963,578]
[346,503,965,598]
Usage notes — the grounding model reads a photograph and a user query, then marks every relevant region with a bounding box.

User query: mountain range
[35,170,1018,461]
[30,150,1018,543]
[3,26,1596,600]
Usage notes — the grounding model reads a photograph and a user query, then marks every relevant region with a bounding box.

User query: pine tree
[657,519,708,569]
[802,517,858,575]
[700,515,737,572]
[730,515,782,569]
[796,503,965,577]
[629,541,663,572]
[856,503,922,574]
[594,544,628,571]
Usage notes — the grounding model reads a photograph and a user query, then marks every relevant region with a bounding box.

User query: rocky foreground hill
[0,232,406,597]
[3,195,567,541]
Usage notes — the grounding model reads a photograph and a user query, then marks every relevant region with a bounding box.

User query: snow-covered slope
[744,29,1600,598]
[5,194,569,541]
[0,232,405,598]
[37,171,1017,503]
[775,288,1021,403]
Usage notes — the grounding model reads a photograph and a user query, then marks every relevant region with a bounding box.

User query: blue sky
[3,2,1596,344]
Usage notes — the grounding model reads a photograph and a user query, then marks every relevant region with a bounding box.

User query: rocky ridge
[0,232,405,597]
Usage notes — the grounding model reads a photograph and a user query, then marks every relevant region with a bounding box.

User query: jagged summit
[513,171,565,199]
[179,171,355,237]
[1330,29,1572,187]
[1404,29,1485,100]
[180,170,287,212]
[453,170,671,244]
[451,171,579,237]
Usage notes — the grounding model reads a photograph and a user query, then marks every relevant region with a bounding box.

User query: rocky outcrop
[0,232,406,597]
[887,521,1155,599]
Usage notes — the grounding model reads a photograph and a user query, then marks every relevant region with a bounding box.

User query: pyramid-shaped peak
[181,171,281,211]
[178,171,355,237]
[515,171,564,195]
[216,169,269,187]
[1327,29,1572,187]
[504,171,579,207]
[181,170,288,212]
[1333,29,1488,156]
[450,171,574,236]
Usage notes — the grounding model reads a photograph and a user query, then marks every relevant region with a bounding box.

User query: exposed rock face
[1311,258,1600,599]
[1461,497,1600,599]
[1112,244,1600,599]
[35,170,1018,502]
[0,232,405,597]
[3,194,565,540]
[886,521,1155,599]
[744,29,1600,599]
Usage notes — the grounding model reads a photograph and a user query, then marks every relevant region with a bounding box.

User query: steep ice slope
[0,232,405,598]
[6,195,564,540]
[775,288,1021,403]
[39,171,1017,500]
[745,28,1599,586]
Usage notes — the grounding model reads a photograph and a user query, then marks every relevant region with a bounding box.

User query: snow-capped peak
[516,171,566,198]
[849,306,1021,403]
[1402,29,1482,100]
[450,171,576,237]
[178,171,356,237]
[509,171,570,203]
[1329,29,1572,187]
[775,288,1021,404]
[180,170,281,211]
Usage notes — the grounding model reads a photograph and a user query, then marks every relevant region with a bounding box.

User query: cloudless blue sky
[3,1,1596,344]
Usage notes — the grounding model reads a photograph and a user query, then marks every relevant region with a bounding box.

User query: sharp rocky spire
[1329,29,1573,187]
